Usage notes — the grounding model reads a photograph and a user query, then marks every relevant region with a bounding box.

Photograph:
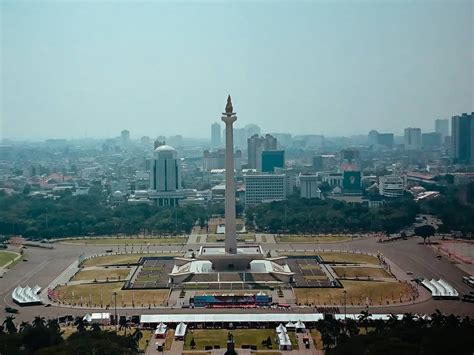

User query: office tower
[451,113,474,164]
[421,132,442,148]
[261,150,285,173]
[404,128,422,150]
[211,122,222,149]
[247,134,278,171]
[149,145,183,206]
[379,175,405,198]
[435,119,450,139]
[377,133,394,149]
[121,129,130,146]
[203,149,242,171]
[368,130,379,146]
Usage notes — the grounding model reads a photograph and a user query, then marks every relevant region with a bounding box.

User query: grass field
[333,267,392,279]
[183,329,298,350]
[276,235,353,243]
[82,253,181,267]
[61,236,187,245]
[0,250,20,267]
[56,282,169,307]
[284,251,379,264]
[71,268,131,281]
[294,280,414,306]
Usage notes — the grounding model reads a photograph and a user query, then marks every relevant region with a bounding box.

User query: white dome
[154,144,176,152]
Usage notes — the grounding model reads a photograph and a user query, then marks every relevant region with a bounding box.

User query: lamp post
[343,290,347,323]
[113,291,118,332]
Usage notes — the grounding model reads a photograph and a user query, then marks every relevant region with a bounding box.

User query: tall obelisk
[222,95,238,254]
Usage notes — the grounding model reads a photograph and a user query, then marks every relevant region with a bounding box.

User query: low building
[379,175,405,198]
[244,174,286,205]
[299,174,321,199]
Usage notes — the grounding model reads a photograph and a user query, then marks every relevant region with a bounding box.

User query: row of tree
[421,183,474,233]
[0,315,141,354]
[247,196,420,234]
[318,310,473,354]
[0,190,212,239]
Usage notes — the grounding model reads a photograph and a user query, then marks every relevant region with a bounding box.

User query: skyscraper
[247,134,278,171]
[121,129,130,146]
[435,119,449,139]
[149,145,183,206]
[451,113,474,164]
[211,122,222,149]
[261,150,285,173]
[404,128,422,150]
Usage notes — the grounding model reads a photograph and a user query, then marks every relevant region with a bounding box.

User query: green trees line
[247,196,419,234]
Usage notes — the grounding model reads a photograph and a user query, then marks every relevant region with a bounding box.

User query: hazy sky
[1,0,472,140]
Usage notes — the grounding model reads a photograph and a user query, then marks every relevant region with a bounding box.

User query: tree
[132,327,143,346]
[358,310,372,334]
[90,323,101,332]
[74,317,87,332]
[3,316,17,334]
[414,225,436,244]
[32,316,46,328]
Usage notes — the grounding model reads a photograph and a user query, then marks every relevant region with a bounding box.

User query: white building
[148,145,184,206]
[299,174,321,199]
[244,174,286,205]
[379,175,405,198]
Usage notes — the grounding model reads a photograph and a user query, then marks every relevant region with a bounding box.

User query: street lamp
[342,290,347,323]
[113,291,118,332]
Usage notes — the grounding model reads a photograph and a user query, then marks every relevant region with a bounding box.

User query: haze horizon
[1,1,472,140]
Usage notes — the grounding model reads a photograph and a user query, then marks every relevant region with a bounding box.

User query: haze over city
[1,0,472,140]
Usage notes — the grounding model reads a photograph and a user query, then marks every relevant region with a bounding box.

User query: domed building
[148,144,184,206]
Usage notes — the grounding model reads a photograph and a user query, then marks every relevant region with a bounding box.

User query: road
[1,236,473,322]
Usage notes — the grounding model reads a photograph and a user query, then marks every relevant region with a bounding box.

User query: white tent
[154,322,167,338]
[276,323,287,333]
[295,320,306,332]
[174,322,187,339]
[285,321,296,328]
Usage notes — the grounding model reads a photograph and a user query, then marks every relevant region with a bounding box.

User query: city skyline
[2,1,472,140]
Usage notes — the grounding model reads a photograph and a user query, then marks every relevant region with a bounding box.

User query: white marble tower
[221,95,238,254]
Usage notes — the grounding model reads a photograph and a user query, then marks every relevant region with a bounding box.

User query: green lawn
[82,253,181,267]
[206,234,255,243]
[70,268,131,281]
[0,250,20,267]
[60,236,187,245]
[183,329,297,350]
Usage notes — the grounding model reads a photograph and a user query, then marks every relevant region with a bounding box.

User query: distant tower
[404,128,422,150]
[121,129,130,146]
[435,119,449,139]
[211,122,222,149]
[221,95,238,254]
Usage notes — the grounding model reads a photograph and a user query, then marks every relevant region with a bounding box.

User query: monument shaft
[222,98,238,254]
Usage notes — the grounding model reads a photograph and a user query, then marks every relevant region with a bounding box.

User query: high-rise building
[422,132,442,148]
[435,119,450,139]
[261,150,285,173]
[313,154,336,171]
[247,134,278,171]
[121,129,130,146]
[211,122,222,149]
[148,145,183,206]
[451,113,474,164]
[377,133,394,149]
[404,128,422,150]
